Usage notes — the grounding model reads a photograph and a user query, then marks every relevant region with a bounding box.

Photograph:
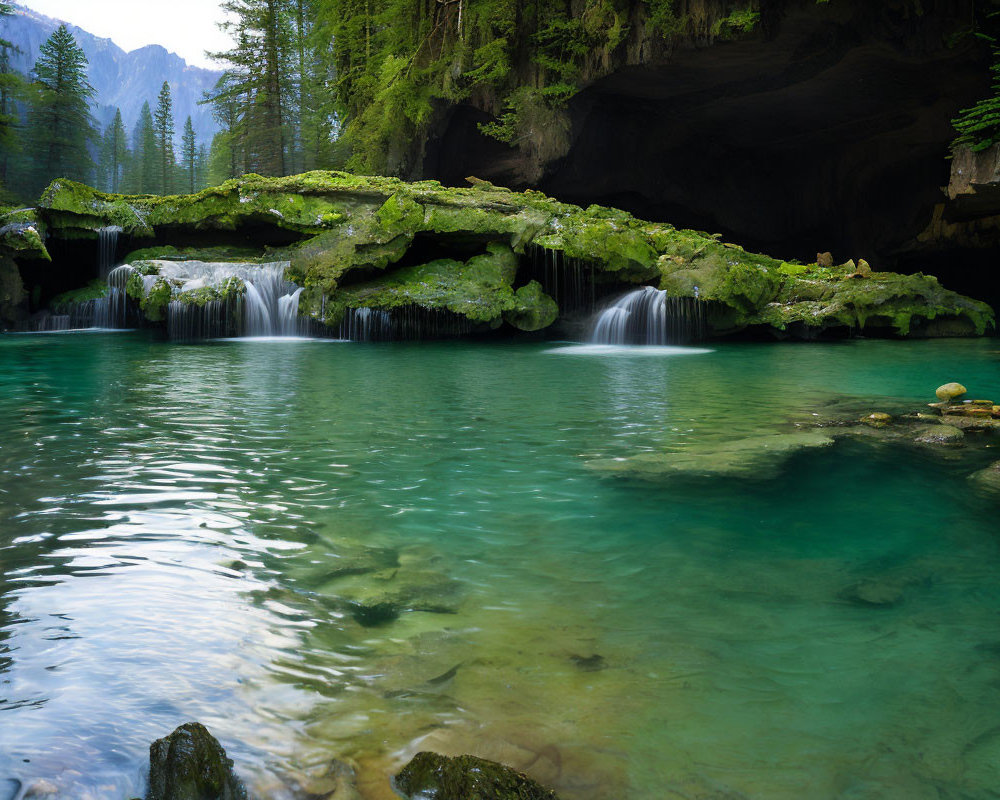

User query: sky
[18,0,232,69]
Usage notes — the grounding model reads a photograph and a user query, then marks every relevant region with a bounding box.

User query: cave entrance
[423,7,990,283]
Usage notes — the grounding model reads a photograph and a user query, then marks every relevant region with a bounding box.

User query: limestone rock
[935,382,967,401]
[393,752,560,800]
[146,723,247,800]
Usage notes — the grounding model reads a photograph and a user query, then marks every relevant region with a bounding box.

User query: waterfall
[97,227,122,279]
[590,287,707,345]
[339,307,393,341]
[120,260,304,340]
[338,306,477,342]
[524,245,596,316]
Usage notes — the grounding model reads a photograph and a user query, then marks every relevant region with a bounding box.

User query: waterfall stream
[142,261,304,339]
[97,226,122,279]
[591,287,706,344]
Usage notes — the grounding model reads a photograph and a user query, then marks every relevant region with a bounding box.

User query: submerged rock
[969,461,1000,496]
[588,431,836,481]
[146,722,247,800]
[393,752,560,800]
[335,567,464,626]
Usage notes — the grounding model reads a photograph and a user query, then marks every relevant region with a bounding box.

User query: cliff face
[413,0,990,290]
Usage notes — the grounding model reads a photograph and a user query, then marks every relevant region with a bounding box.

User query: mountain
[3,4,222,148]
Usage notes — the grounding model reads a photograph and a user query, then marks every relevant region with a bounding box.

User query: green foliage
[154,82,175,194]
[25,25,96,196]
[953,50,1000,151]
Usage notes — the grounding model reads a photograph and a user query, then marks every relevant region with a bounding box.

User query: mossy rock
[504,281,559,332]
[394,752,560,800]
[146,722,247,800]
[8,172,994,339]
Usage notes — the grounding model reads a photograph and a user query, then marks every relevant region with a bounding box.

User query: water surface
[1,333,999,799]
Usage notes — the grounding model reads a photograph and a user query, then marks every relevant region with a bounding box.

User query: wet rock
[860,412,891,428]
[938,415,1000,432]
[969,461,1000,496]
[146,722,247,800]
[393,752,559,800]
[936,382,967,401]
[912,424,964,445]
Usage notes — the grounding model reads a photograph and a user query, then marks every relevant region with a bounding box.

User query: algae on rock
[2,172,994,339]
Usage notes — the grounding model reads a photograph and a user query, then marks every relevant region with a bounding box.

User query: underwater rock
[569,653,606,672]
[146,722,248,800]
[838,579,906,608]
[912,424,965,445]
[393,752,560,800]
[293,759,362,800]
[587,431,836,481]
[335,567,463,626]
[860,412,892,428]
[936,382,968,401]
[969,461,1000,496]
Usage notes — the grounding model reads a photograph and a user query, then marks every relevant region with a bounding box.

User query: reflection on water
[0,333,999,799]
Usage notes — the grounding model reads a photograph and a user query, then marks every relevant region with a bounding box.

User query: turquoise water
[1,333,999,800]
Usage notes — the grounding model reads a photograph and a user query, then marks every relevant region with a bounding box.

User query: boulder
[393,752,560,800]
[816,252,834,267]
[146,723,247,800]
[936,382,967,401]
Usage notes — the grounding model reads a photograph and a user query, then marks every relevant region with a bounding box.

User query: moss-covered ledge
[2,172,994,338]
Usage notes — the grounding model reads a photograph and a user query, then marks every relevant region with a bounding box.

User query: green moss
[504,281,559,331]
[325,242,524,325]
[13,172,996,340]
[122,245,268,263]
[52,279,108,307]
[175,277,246,307]
[0,208,50,260]
[140,278,173,322]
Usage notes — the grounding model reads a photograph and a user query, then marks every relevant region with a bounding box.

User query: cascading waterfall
[97,226,122,279]
[125,260,305,340]
[591,287,707,345]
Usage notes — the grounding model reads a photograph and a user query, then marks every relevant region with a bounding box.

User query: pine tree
[154,81,175,194]
[25,25,95,196]
[211,0,292,176]
[98,108,128,193]
[181,116,197,194]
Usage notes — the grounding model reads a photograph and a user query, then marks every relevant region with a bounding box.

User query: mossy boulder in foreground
[2,172,994,338]
[394,751,560,799]
[146,722,247,800]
